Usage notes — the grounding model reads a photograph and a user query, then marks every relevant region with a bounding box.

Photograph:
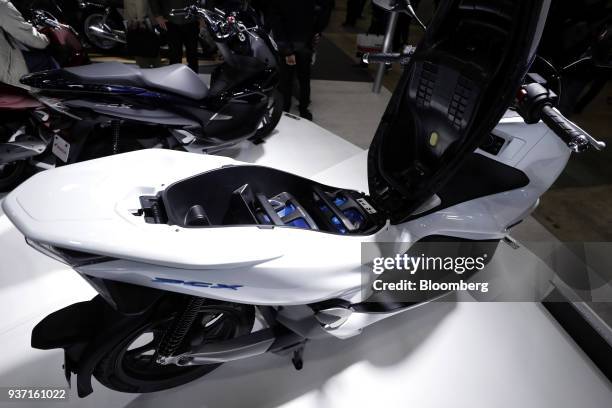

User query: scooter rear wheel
[93,299,254,394]
[83,13,122,52]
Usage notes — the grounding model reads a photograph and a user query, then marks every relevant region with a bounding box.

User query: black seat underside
[367,0,548,223]
[64,62,209,100]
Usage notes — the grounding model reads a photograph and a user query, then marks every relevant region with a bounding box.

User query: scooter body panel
[419,115,571,241]
[2,114,570,306]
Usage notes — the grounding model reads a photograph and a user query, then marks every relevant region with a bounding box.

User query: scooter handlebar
[516,82,606,153]
[363,52,400,63]
[171,6,238,41]
[169,8,189,17]
[362,46,415,65]
[540,105,606,152]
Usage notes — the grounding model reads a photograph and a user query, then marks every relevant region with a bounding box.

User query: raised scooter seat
[64,62,209,100]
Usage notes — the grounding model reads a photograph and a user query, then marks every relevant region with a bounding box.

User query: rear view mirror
[373,0,426,30]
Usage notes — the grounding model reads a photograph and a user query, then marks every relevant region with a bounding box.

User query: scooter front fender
[31,295,153,397]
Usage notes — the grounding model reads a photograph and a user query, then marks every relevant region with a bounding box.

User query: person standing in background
[124,0,161,68]
[150,0,200,73]
[393,0,421,52]
[0,0,49,88]
[268,0,332,121]
[344,0,367,28]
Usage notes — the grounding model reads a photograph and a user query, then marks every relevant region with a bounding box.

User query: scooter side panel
[201,94,268,143]
[406,120,570,241]
[2,150,377,274]
[76,226,401,306]
[63,99,202,127]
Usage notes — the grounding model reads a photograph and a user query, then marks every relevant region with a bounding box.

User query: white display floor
[0,116,611,407]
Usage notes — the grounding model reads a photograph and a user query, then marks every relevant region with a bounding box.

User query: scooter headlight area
[0,0,611,406]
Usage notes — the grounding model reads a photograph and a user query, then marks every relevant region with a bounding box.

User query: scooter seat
[64,62,209,100]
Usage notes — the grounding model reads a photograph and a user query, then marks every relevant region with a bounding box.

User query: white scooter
[1,0,606,398]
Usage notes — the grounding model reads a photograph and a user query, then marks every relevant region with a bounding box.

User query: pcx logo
[153,277,243,291]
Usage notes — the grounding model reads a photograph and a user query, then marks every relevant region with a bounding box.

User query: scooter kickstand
[291,347,304,371]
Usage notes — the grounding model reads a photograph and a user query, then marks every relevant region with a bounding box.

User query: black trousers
[166,22,199,73]
[345,0,367,26]
[280,47,313,112]
[393,13,411,52]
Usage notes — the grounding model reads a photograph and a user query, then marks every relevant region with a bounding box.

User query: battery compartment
[155,165,384,235]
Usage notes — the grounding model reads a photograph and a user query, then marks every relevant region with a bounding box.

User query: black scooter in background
[78,0,126,52]
[15,0,126,52]
[0,9,88,191]
[0,4,283,191]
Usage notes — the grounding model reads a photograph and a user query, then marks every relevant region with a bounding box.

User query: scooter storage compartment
[160,165,384,235]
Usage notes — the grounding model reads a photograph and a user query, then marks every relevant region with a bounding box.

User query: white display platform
[215,113,362,176]
[0,116,610,408]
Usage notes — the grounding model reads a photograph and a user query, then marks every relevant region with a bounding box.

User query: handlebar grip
[540,105,605,152]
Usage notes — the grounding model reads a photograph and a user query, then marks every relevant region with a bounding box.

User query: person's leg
[393,14,411,52]
[279,59,296,112]
[345,0,360,26]
[358,0,367,17]
[166,23,183,65]
[182,22,200,73]
[295,48,313,119]
[369,5,385,35]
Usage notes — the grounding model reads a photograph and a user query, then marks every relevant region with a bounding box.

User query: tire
[83,13,122,52]
[251,90,284,141]
[0,117,39,191]
[93,298,255,394]
[0,161,28,192]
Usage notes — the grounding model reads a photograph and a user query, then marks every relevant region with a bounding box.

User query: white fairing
[2,115,570,307]
[410,113,570,242]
